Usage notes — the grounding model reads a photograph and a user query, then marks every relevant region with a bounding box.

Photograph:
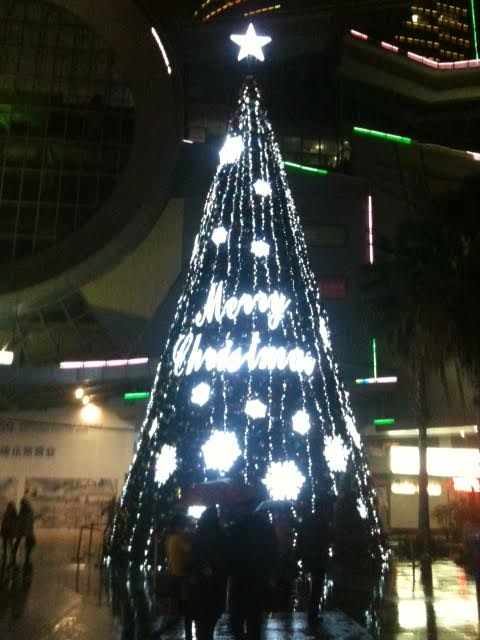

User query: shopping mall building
[0,0,479,532]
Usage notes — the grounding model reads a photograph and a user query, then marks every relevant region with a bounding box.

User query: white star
[219,135,243,165]
[230,23,272,62]
[211,226,228,246]
[253,179,272,197]
[251,239,270,258]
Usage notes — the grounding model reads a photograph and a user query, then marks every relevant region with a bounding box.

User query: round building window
[0,0,135,264]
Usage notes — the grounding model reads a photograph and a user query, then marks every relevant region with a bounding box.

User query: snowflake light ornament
[263,460,305,500]
[245,398,267,419]
[202,430,241,473]
[253,179,272,197]
[155,445,177,486]
[191,382,211,406]
[292,410,311,435]
[219,135,243,165]
[324,434,349,473]
[211,226,228,246]
[251,239,270,258]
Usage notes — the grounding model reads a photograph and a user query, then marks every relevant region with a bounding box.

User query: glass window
[0,0,135,263]
[283,136,301,151]
[305,225,346,247]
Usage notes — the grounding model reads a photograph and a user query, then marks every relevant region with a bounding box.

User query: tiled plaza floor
[0,530,479,639]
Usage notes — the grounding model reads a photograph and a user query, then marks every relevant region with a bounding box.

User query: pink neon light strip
[467,151,480,161]
[368,195,374,264]
[60,358,149,369]
[407,51,437,68]
[351,31,480,71]
[350,29,368,40]
[381,42,398,53]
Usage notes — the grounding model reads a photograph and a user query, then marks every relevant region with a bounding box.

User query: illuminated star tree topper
[230,23,272,61]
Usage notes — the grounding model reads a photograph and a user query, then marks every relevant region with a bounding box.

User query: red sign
[318,277,347,299]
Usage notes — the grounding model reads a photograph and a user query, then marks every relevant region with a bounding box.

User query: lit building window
[391,480,442,496]
[390,445,480,478]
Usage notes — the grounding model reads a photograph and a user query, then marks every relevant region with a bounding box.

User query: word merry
[194,281,291,331]
[173,331,315,376]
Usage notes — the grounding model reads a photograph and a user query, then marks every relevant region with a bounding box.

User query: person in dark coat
[1,501,17,565]
[227,507,278,640]
[187,507,227,640]
[297,498,334,630]
[13,497,36,565]
[333,489,368,567]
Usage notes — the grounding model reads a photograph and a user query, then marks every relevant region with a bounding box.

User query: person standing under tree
[187,507,227,640]
[228,505,278,640]
[161,514,194,640]
[297,497,334,631]
[1,501,17,566]
[13,497,36,566]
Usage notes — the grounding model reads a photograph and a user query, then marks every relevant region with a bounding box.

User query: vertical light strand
[372,338,378,380]
[471,0,479,59]
[368,194,374,265]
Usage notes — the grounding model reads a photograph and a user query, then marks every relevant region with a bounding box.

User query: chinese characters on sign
[0,445,56,457]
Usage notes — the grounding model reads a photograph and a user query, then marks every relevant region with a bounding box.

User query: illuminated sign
[453,477,480,493]
[390,446,480,478]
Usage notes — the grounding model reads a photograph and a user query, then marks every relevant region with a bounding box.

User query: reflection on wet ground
[0,530,479,639]
[380,561,480,640]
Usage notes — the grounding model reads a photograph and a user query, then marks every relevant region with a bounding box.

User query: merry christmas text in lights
[194,280,290,331]
[173,331,316,376]
[173,280,316,376]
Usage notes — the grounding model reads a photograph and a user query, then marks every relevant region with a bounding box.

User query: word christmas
[172,331,316,376]
[194,280,291,331]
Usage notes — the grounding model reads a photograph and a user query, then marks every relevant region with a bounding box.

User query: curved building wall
[0,0,182,303]
[0,0,135,266]
[0,0,183,363]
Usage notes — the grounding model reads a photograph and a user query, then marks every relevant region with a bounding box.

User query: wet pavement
[0,530,479,639]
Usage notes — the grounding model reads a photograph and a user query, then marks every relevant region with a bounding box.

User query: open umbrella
[179,478,259,507]
[255,499,293,512]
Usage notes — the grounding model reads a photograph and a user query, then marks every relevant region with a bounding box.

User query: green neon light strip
[124,392,150,400]
[374,418,395,426]
[471,0,479,60]
[372,338,377,379]
[353,127,412,145]
[283,161,328,175]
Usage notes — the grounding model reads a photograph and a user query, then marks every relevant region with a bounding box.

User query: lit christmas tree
[111,24,383,568]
